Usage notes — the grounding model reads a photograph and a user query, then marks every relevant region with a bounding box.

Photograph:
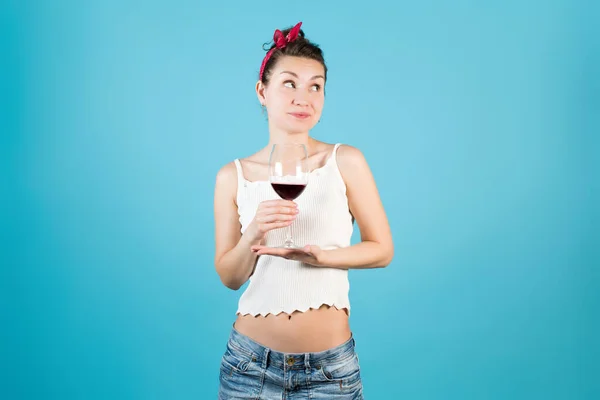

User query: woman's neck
[266,129,319,154]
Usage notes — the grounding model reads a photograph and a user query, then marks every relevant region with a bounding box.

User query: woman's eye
[283,81,295,88]
[311,84,321,92]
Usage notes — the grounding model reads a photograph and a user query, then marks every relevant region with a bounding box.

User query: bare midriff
[234,304,351,353]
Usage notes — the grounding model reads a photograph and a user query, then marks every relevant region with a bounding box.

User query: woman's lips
[289,112,311,119]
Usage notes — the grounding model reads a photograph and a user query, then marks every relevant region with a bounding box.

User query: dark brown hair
[259,25,328,85]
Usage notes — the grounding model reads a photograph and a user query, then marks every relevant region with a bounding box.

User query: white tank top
[233,143,354,317]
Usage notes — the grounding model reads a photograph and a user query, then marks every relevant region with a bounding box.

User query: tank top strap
[331,143,343,164]
[233,159,246,189]
[327,143,347,189]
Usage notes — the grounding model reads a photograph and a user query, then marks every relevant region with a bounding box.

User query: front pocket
[318,353,361,386]
[218,355,264,399]
[220,347,253,380]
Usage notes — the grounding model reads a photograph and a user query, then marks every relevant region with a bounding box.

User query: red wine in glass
[271,183,307,200]
[269,143,309,248]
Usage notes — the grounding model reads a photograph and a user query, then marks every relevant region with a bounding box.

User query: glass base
[275,243,302,249]
[273,239,302,249]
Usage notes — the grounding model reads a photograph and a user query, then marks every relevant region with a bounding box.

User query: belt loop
[262,347,270,369]
[304,353,310,374]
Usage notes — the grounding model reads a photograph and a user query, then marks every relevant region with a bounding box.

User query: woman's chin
[286,120,317,133]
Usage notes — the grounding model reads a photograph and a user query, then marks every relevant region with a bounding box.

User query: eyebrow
[280,71,325,80]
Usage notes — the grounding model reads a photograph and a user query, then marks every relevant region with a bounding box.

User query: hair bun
[258,22,327,84]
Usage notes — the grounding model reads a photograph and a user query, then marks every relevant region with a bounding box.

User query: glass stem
[284,223,294,248]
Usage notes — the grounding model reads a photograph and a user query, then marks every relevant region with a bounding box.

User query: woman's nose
[293,92,309,106]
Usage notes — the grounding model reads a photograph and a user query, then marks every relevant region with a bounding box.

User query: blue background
[2,0,598,399]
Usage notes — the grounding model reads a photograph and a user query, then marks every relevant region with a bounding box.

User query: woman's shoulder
[335,143,367,165]
[215,160,237,180]
[214,161,239,197]
[333,143,372,188]
[215,148,261,180]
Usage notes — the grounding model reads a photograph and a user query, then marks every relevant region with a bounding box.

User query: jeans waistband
[227,324,356,370]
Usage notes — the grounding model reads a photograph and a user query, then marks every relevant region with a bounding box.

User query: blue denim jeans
[218,326,364,399]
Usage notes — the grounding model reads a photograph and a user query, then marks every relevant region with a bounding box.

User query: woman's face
[258,56,326,133]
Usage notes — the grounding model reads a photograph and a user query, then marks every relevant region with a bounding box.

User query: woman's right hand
[244,200,298,244]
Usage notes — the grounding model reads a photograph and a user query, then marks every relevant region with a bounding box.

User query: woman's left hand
[250,245,327,267]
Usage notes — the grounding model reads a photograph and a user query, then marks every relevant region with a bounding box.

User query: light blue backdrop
[2,0,598,399]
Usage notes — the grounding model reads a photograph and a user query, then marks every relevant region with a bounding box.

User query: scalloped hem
[236,301,350,318]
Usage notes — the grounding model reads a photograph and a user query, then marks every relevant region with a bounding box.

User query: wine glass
[269,143,309,248]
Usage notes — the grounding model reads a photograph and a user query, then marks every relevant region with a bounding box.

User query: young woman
[214,22,393,399]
